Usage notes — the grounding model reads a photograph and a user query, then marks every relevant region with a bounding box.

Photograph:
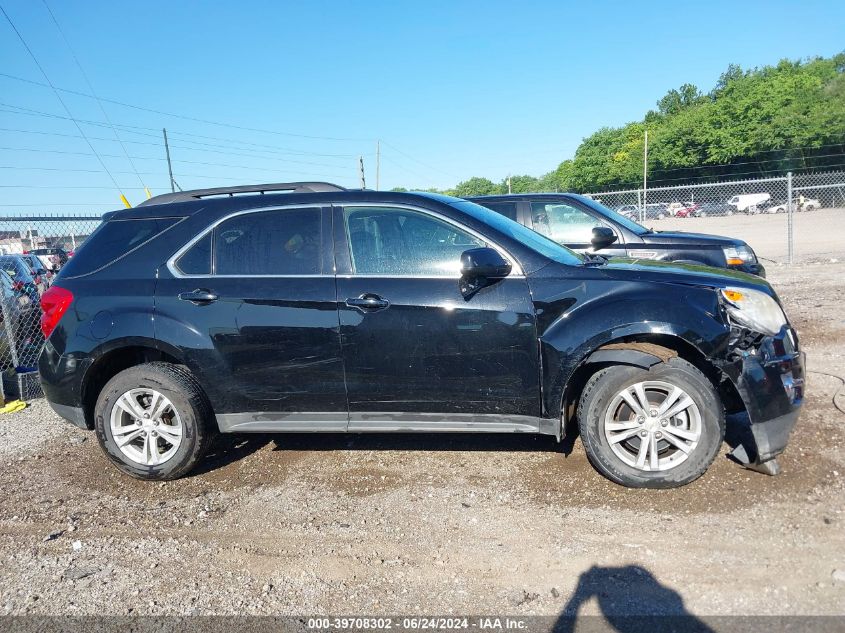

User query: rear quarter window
[60,218,179,278]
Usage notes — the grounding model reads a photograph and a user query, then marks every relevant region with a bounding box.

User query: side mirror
[590,226,617,251]
[459,247,511,299]
[461,247,511,279]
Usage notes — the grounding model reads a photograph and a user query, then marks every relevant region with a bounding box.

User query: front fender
[529,277,731,419]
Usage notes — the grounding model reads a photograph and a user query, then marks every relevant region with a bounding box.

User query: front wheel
[94,362,216,480]
[577,358,724,488]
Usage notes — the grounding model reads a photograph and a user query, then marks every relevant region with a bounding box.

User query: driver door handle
[178,289,218,304]
[346,293,390,312]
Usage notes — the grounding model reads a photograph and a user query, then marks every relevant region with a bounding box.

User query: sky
[1,0,844,212]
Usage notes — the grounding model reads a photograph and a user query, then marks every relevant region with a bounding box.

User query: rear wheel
[94,362,215,480]
[577,358,724,488]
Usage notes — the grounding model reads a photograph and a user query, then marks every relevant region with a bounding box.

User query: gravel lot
[1,262,844,618]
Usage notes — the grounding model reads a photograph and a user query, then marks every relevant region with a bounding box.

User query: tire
[94,362,216,480]
[576,357,725,489]
[697,211,707,218]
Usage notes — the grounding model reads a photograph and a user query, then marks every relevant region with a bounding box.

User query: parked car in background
[615,204,641,217]
[19,253,50,290]
[693,201,736,217]
[29,247,69,273]
[617,203,671,221]
[0,254,41,303]
[669,202,702,218]
[727,193,771,215]
[40,182,798,487]
[468,193,765,276]
[0,268,40,365]
[765,197,821,214]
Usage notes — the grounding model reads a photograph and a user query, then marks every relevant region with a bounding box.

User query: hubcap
[109,388,183,466]
[603,380,702,472]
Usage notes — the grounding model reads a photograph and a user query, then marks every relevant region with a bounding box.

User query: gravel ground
[0,263,844,618]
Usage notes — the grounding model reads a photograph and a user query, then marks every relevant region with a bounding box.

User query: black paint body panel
[38,190,798,463]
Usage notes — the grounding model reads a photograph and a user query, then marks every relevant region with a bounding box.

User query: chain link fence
[588,170,845,264]
[0,215,101,400]
[0,169,844,401]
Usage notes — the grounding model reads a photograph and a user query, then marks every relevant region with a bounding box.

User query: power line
[0,184,153,189]
[0,165,358,185]
[591,163,845,190]
[0,71,373,142]
[0,104,364,159]
[379,140,458,179]
[0,121,361,166]
[0,3,127,203]
[40,0,148,193]
[0,145,355,178]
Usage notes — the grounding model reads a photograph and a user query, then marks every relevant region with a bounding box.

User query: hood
[640,230,745,246]
[594,257,772,293]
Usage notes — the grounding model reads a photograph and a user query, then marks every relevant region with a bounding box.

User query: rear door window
[175,233,212,275]
[212,208,322,275]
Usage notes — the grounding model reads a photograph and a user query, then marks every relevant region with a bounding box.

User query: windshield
[570,194,649,235]
[441,198,586,266]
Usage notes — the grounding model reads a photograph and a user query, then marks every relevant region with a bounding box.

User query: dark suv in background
[468,194,765,276]
[39,183,801,487]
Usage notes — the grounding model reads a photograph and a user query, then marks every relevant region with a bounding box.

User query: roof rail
[137,182,347,206]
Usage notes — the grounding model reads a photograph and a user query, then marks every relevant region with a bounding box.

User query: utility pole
[786,171,794,265]
[359,156,366,189]
[642,130,648,223]
[507,175,512,194]
[375,140,380,191]
[163,128,176,193]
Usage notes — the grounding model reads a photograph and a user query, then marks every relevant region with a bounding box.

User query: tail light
[22,250,29,254]
[12,280,23,291]
[40,285,74,338]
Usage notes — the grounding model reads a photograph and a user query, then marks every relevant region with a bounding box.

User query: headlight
[720,287,787,336]
[723,245,757,266]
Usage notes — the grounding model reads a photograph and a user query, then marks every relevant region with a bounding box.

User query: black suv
[38,183,802,487]
[468,194,765,277]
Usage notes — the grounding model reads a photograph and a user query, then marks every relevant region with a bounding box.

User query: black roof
[467,192,582,201]
[104,183,461,221]
[137,182,347,207]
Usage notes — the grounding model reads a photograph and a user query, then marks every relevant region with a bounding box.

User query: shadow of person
[554,565,714,633]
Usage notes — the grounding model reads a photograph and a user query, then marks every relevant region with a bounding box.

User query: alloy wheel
[109,388,183,466]
[603,380,702,472]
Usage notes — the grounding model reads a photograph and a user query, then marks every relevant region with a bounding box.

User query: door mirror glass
[459,247,511,298]
[590,226,618,251]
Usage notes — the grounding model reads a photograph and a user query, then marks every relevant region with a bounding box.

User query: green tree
[453,177,500,197]
[390,53,845,193]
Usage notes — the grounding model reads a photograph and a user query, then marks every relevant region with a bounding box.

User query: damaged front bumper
[720,325,805,466]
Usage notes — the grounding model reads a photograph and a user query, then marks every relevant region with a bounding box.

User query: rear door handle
[345,293,390,312]
[178,289,218,304]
